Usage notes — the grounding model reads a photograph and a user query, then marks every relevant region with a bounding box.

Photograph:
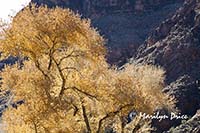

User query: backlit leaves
[0,4,174,133]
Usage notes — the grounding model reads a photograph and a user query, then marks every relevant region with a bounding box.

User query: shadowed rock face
[135,0,200,84]
[134,0,200,132]
[152,75,200,132]
[31,0,184,16]
[31,0,184,66]
[163,75,200,116]
[168,110,200,133]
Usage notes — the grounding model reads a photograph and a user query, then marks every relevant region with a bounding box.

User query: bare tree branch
[52,57,66,99]
[70,86,97,100]
[32,120,38,133]
[58,51,82,66]
[34,60,52,103]
[97,104,134,133]
[81,102,91,133]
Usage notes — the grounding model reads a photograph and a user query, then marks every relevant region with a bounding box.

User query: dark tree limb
[96,104,134,133]
[70,86,97,100]
[81,102,91,133]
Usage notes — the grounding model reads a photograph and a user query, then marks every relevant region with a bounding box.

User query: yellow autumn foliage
[0,4,174,133]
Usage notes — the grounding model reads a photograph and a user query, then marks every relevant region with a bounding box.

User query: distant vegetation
[0,4,173,133]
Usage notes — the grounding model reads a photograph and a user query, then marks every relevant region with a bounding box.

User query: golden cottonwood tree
[0,4,174,133]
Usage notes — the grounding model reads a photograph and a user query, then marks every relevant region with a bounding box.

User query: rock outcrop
[135,0,200,84]
[163,75,200,116]
[152,75,200,132]
[134,0,200,132]
[168,110,200,133]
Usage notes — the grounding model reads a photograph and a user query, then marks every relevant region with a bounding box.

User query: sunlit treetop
[0,4,106,62]
[0,4,174,133]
